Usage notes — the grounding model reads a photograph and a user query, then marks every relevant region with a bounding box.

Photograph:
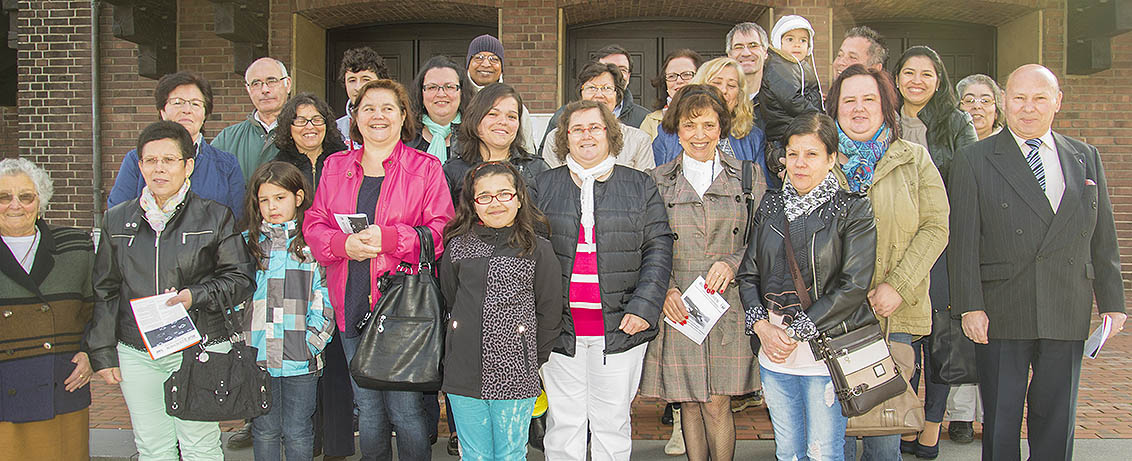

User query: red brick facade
[9,0,1132,293]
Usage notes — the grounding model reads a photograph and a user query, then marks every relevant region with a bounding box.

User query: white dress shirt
[1009,129,1064,213]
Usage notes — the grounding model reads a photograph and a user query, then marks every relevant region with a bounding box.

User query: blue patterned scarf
[837,123,890,193]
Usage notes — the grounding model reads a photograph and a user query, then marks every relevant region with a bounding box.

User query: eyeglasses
[568,124,607,137]
[470,54,501,65]
[665,71,696,82]
[731,42,764,53]
[292,116,327,127]
[960,96,995,107]
[246,77,288,91]
[0,192,36,206]
[581,84,617,95]
[473,191,516,205]
[139,155,186,169]
[423,83,461,94]
[166,97,206,111]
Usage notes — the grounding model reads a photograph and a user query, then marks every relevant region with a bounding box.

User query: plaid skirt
[639,286,760,403]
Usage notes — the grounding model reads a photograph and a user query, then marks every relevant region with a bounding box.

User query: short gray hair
[956,73,1006,129]
[244,57,289,81]
[844,26,888,69]
[0,157,54,213]
[726,22,768,51]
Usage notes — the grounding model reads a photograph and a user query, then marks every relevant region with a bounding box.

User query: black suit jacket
[948,130,1125,341]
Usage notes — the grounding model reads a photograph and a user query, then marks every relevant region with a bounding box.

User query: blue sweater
[652,126,780,189]
[107,141,246,220]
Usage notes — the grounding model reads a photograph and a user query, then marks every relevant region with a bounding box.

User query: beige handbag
[845,325,926,436]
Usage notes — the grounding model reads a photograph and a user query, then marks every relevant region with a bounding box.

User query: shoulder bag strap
[414,226,436,275]
[741,160,756,241]
[780,217,813,310]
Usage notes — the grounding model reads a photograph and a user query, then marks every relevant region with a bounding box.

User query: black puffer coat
[737,188,877,351]
[533,165,673,356]
[87,193,256,370]
[442,150,549,202]
[759,48,824,144]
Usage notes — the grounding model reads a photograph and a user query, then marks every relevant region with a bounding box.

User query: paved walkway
[87,318,1132,440]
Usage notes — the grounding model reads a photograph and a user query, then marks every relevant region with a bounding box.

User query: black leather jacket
[915,106,978,185]
[86,192,256,370]
[533,165,673,356]
[442,149,549,203]
[737,188,877,349]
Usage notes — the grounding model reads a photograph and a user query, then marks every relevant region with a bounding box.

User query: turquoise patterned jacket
[241,222,334,377]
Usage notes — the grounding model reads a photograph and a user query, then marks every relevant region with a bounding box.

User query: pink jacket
[304,142,454,332]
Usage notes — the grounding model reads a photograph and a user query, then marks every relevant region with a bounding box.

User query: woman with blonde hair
[653,57,775,187]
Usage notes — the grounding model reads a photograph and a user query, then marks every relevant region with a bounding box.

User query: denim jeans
[448,394,536,460]
[761,365,847,461]
[844,332,915,461]
[341,335,431,461]
[252,372,320,461]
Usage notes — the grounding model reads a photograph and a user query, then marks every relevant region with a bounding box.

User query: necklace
[16,231,39,269]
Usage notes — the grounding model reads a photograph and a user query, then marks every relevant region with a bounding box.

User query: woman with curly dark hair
[274,93,348,189]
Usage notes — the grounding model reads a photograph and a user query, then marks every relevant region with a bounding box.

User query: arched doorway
[566,20,734,110]
[326,23,495,117]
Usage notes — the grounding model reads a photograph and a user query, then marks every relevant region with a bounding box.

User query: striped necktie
[1025,138,1046,191]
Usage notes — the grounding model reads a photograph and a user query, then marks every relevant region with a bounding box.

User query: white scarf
[566,155,617,244]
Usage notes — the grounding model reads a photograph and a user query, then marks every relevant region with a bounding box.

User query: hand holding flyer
[1084,315,1113,359]
[663,276,730,345]
[130,292,202,360]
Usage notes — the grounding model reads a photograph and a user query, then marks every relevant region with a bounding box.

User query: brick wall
[0,106,17,159]
[499,0,558,112]
[16,0,95,227]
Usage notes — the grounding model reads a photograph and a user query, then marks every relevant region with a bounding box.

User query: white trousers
[947,383,984,422]
[542,336,648,461]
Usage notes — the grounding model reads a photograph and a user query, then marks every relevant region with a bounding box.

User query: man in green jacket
[212,57,291,183]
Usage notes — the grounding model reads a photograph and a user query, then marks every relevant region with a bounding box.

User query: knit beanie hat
[467,34,505,67]
[770,15,815,55]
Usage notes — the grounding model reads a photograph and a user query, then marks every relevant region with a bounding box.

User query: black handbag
[164,307,271,421]
[780,217,906,418]
[349,226,445,391]
[929,303,979,384]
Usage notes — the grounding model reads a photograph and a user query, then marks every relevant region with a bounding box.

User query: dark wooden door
[568,20,734,111]
[864,21,995,80]
[326,23,495,118]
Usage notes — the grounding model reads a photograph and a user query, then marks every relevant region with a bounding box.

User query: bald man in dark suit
[948,64,1127,461]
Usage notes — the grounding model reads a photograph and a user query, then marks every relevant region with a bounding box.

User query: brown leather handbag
[781,217,923,435]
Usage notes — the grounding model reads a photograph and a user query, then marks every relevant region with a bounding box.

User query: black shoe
[227,422,253,449]
[914,440,940,459]
[529,415,547,452]
[900,438,916,454]
[661,403,674,425]
[948,421,974,444]
[447,435,460,456]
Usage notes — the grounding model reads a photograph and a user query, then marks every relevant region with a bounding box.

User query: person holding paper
[639,84,766,461]
[534,99,673,461]
[0,158,95,459]
[303,79,454,461]
[948,64,1127,461]
[86,120,257,460]
[736,112,878,461]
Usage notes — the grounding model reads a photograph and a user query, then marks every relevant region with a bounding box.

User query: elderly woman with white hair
[0,158,96,459]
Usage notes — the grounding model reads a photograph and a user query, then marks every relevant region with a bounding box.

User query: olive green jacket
[837,138,948,335]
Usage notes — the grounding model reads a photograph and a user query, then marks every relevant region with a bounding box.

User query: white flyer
[130,292,202,360]
[1084,315,1114,359]
[334,213,370,234]
[664,276,730,345]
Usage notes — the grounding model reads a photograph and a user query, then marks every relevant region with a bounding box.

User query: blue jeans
[448,394,536,460]
[761,366,847,461]
[341,334,431,461]
[845,332,914,461]
[252,373,319,461]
